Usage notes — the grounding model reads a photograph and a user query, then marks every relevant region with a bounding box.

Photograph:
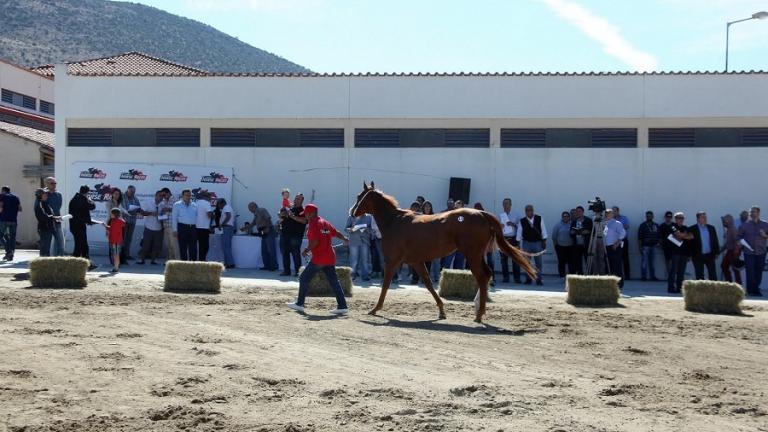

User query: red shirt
[107,217,125,245]
[307,216,337,266]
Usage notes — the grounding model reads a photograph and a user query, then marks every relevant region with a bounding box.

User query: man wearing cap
[44,177,65,256]
[287,203,350,315]
[68,185,97,269]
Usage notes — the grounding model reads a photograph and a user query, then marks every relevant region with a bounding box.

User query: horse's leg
[412,262,446,320]
[368,261,400,316]
[467,256,492,323]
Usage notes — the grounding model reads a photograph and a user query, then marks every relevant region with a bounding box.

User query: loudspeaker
[449,177,471,204]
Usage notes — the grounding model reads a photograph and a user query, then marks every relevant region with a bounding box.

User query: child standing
[281,188,291,212]
[105,208,126,273]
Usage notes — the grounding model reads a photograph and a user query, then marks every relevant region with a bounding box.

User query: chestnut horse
[350,182,536,323]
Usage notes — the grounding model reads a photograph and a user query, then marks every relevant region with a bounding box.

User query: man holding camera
[570,206,593,274]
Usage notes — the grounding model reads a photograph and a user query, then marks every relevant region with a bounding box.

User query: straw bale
[566,275,620,306]
[438,269,478,300]
[29,257,89,288]
[298,266,353,297]
[164,260,223,293]
[683,280,744,315]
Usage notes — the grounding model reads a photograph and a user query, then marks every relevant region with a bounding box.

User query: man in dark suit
[689,211,720,280]
[68,185,98,270]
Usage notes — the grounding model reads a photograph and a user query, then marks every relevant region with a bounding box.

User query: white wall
[0,61,55,113]
[55,70,768,276]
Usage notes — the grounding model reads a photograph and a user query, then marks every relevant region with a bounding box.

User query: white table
[207,234,308,269]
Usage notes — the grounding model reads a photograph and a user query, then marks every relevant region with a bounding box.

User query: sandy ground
[0,272,766,432]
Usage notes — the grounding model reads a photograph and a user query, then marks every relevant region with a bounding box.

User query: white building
[0,58,55,247]
[54,53,768,276]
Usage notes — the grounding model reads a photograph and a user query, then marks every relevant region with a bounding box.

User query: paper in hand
[667,234,683,247]
[739,239,754,252]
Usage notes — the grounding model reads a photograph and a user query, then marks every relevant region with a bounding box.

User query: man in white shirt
[195,191,214,262]
[604,208,627,288]
[137,190,164,265]
[159,188,178,260]
[214,198,236,269]
[516,204,547,286]
[498,198,522,283]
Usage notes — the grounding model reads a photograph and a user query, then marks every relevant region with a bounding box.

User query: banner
[69,162,233,252]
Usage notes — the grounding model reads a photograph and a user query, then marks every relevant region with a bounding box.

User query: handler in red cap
[287,203,350,315]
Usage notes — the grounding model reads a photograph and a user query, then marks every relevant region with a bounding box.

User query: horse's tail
[481,211,538,280]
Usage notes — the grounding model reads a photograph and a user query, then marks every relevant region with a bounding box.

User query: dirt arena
[0,272,766,432]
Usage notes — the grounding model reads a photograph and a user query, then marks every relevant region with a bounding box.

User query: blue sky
[131,0,768,73]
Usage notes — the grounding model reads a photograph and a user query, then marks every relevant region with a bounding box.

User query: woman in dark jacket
[34,189,58,256]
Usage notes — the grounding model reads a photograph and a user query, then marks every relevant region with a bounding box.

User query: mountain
[0,0,310,73]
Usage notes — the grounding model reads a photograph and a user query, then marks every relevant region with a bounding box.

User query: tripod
[585,212,608,275]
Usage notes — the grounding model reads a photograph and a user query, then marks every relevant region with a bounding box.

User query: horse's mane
[374,189,400,209]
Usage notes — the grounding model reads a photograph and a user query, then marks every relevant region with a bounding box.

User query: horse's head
[350,181,377,217]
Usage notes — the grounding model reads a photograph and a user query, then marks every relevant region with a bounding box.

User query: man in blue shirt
[604,208,627,288]
[0,186,22,261]
[45,177,65,256]
[689,212,719,280]
[172,189,198,261]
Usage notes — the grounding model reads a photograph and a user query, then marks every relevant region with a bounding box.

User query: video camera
[588,197,606,214]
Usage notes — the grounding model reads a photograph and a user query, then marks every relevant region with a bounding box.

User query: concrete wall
[0,133,44,247]
[0,61,55,115]
[55,70,768,276]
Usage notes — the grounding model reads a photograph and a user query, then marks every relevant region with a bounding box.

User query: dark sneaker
[110,268,119,273]
[136,260,146,265]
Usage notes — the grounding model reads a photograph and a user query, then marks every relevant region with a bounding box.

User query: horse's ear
[363,181,369,191]
[370,181,375,190]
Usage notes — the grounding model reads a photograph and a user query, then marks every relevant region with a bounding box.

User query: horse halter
[350,189,374,216]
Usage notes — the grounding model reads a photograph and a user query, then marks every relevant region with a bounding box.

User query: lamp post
[725,11,768,72]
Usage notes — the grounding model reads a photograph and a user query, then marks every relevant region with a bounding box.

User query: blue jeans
[521,240,543,283]
[39,229,53,257]
[442,251,465,269]
[429,257,441,282]
[641,246,657,279]
[222,226,235,266]
[297,262,348,309]
[177,224,197,261]
[348,243,371,278]
[744,253,766,295]
[261,228,278,270]
[52,224,65,256]
[0,221,17,257]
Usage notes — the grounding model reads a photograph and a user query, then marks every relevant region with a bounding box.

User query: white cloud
[539,0,659,71]
[182,0,320,13]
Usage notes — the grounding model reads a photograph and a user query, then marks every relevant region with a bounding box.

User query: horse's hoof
[368,309,378,316]
[474,318,483,324]
[438,312,447,320]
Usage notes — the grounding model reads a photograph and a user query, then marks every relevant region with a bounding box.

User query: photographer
[570,205,593,274]
[604,209,627,288]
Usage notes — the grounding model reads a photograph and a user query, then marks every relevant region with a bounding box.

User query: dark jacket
[34,200,55,231]
[68,193,96,227]
[570,216,593,248]
[689,223,720,258]
[637,221,660,247]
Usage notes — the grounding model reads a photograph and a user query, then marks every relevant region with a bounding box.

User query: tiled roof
[30,51,768,78]
[0,120,54,150]
[31,52,208,78]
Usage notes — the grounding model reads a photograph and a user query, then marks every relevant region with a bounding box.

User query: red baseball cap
[301,203,318,216]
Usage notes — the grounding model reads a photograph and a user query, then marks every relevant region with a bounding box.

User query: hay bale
[164,260,223,293]
[298,266,353,297]
[29,257,89,288]
[438,269,478,300]
[683,280,744,315]
[566,275,620,306]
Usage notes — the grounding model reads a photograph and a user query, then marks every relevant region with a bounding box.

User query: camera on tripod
[588,197,606,214]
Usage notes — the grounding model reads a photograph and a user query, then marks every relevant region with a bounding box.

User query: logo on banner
[200,172,230,184]
[79,167,107,179]
[119,169,148,181]
[88,183,115,202]
[159,170,188,182]
[192,188,218,205]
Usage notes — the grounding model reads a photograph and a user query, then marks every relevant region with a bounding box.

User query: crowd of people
[1,181,766,297]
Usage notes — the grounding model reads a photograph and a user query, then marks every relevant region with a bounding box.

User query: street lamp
[725,11,768,72]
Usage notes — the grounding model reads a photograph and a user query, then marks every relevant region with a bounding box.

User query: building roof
[30,51,768,78]
[0,120,54,150]
[31,52,208,78]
